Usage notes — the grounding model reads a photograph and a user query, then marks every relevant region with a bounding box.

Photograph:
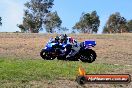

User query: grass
[0,57,123,82]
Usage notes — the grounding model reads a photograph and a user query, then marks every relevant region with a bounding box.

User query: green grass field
[0,57,125,87]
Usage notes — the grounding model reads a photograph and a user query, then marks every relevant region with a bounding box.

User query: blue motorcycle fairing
[46,43,56,48]
[84,40,96,48]
[43,42,65,52]
[43,42,56,51]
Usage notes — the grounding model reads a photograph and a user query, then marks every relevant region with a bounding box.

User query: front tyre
[40,49,56,60]
[80,49,97,63]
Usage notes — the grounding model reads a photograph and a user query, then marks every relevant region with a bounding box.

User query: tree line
[1,0,132,33]
[103,12,132,33]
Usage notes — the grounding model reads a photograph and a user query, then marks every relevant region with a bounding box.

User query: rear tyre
[40,49,56,60]
[80,49,96,63]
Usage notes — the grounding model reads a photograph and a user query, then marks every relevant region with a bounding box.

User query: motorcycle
[40,37,97,63]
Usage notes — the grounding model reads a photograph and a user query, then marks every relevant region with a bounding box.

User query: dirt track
[0,33,132,88]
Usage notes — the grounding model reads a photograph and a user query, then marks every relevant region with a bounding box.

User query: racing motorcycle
[40,37,97,63]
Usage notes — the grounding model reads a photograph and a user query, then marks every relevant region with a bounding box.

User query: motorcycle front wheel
[40,49,56,60]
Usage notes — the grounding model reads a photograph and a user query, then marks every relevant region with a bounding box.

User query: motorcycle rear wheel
[80,49,96,63]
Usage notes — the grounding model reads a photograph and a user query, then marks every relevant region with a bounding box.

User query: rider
[54,35,60,44]
[59,34,68,44]
[67,37,80,58]
[59,34,80,58]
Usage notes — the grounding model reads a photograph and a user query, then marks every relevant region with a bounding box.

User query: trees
[0,17,2,26]
[18,0,54,33]
[73,11,100,33]
[127,20,132,32]
[102,26,109,33]
[44,11,62,33]
[103,12,128,33]
[18,11,43,33]
[56,27,69,33]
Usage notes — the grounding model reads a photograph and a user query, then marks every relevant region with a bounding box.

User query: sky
[0,0,132,34]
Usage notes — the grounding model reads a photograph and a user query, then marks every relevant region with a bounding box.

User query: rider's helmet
[64,34,68,38]
[55,36,59,40]
[59,34,65,43]
[55,36,60,43]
